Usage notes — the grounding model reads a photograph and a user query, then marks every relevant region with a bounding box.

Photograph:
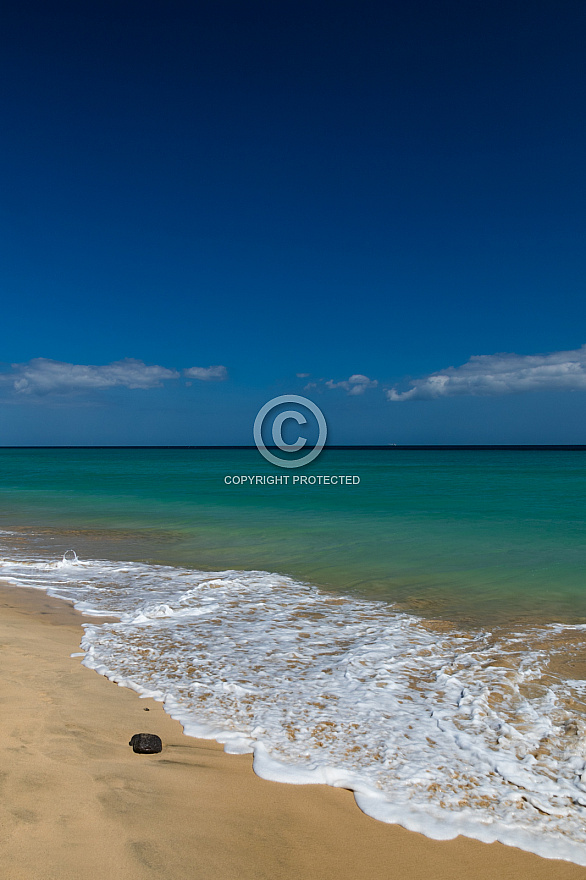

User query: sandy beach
[0,582,585,879]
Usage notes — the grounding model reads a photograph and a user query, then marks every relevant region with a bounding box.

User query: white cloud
[387,345,586,401]
[0,358,228,396]
[0,358,179,395]
[183,365,227,381]
[296,372,310,378]
[325,374,378,396]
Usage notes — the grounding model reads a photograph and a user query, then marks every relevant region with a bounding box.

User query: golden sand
[1,582,585,880]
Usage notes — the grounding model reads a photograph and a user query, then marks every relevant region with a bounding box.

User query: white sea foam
[2,540,586,864]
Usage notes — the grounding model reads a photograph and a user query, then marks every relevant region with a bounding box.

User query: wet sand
[1,582,585,880]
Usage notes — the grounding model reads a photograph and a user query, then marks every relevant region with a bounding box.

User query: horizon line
[2,445,586,451]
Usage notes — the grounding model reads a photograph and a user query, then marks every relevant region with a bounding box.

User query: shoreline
[1,582,586,879]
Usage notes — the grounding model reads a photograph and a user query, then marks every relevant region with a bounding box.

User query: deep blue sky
[1,0,585,444]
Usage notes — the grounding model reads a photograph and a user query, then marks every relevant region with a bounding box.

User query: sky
[1,0,585,444]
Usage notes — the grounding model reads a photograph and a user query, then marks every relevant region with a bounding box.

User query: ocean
[1,447,586,862]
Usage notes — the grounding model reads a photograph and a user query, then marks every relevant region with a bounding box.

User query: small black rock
[129,733,162,754]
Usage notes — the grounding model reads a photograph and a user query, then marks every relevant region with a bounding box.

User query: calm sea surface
[0,447,585,625]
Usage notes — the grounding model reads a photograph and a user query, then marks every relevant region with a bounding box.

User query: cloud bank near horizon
[3,346,586,403]
[387,345,586,401]
[0,358,228,396]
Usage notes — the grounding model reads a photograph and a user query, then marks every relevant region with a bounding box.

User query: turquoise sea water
[0,447,585,625]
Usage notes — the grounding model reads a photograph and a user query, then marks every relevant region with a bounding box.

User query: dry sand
[1,582,586,880]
